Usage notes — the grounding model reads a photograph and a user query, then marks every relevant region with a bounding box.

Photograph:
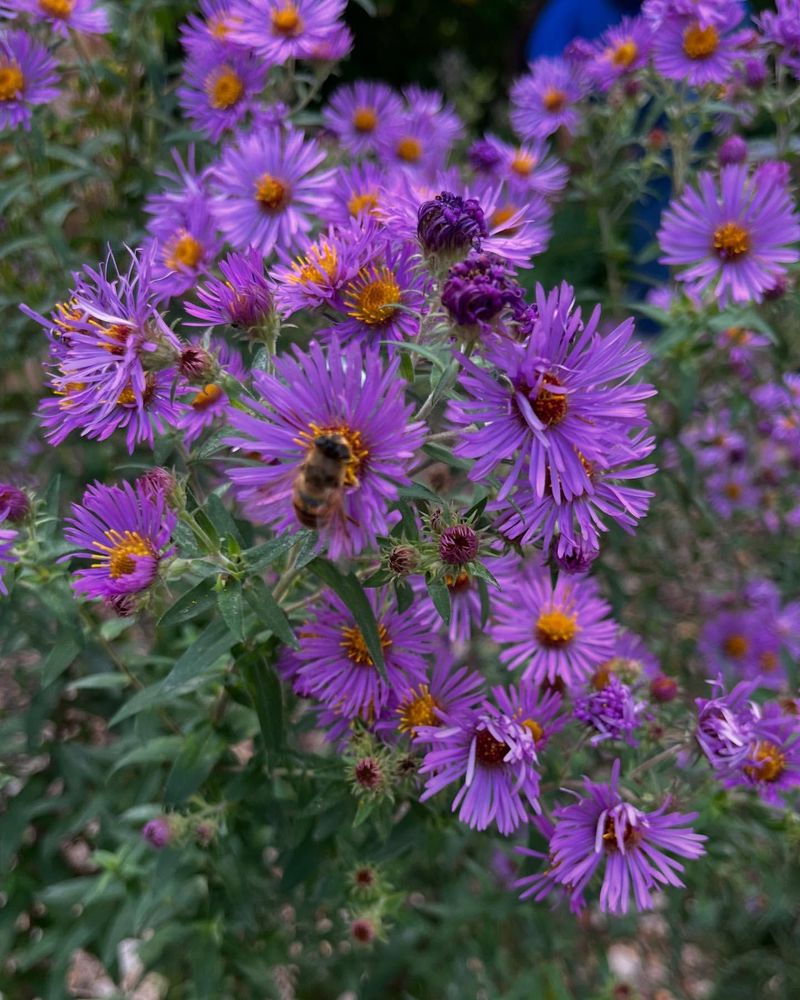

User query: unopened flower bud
[352,756,386,792]
[136,467,178,504]
[650,675,679,703]
[105,594,137,618]
[178,346,214,381]
[142,817,172,849]
[350,917,376,944]
[0,484,30,522]
[438,524,479,566]
[719,135,747,166]
[417,191,487,257]
[387,544,420,577]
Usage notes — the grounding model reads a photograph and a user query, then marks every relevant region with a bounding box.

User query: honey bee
[292,433,353,528]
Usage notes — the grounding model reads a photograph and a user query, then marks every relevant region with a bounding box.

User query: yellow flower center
[396,136,422,162]
[352,106,378,133]
[343,266,401,326]
[398,685,439,732]
[93,529,155,579]
[297,422,369,487]
[340,622,392,667]
[289,241,338,286]
[760,650,779,673]
[271,3,303,36]
[0,62,24,102]
[723,633,749,659]
[531,374,568,426]
[255,173,290,212]
[743,741,785,783]
[99,323,132,356]
[207,66,244,110]
[725,326,750,345]
[39,0,74,17]
[682,22,719,60]
[117,375,155,408]
[611,39,638,68]
[209,16,231,39]
[57,381,86,408]
[536,609,578,648]
[542,87,567,113]
[511,151,536,177]
[523,718,543,742]
[165,230,204,271]
[191,384,224,410]
[347,190,379,217]
[490,203,518,231]
[713,221,750,259]
[723,481,742,500]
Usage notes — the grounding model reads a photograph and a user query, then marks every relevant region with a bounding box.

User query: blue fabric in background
[527,0,643,60]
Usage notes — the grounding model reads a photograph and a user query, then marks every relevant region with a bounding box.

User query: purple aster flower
[145,197,222,302]
[716,324,770,378]
[142,816,172,849]
[318,161,388,229]
[489,563,617,689]
[695,675,759,773]
[379,652,485,739]
[209,126,335,257]
[411,571,484,645]
[0,29,59,131]
[417,697,541,835]
[176,338,245,447]
[468,139,503,174]
[177,46,268,142]
[441,252,524,335]
[516,759,706,915]
[699,609,786,688]
[291,587,433,720]
[416,190,488,258]
[179,0,247,56]
[470,178,553,266]
[0,516,18,596]
[377,112,451,178]
[706,464,760,519]
[574,675,650,746]
[719,134,748,166]
[594,629,661,690]
[726,702,800,806]
[643,0,745,28]
[758,0,800,76]
[493,430,656,561]
[588,16,653,91]
[135,467,178,505]
[225,339,425,559]
[510,57,588,141]
[658,164,800,307]
[652,7,748,86]
[0,483,29,522]
[447,282,653,501]
[478,133,569,199]
[1,0,109,36]
[185,246,275,332]
[322,81,403,157]
[229,0,347,65]
[63,480,176,601]
[491,679,565,751]
[302,21,352,62]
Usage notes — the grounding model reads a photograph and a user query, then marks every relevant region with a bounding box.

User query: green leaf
[244,530,313,572]
[164,728,227,805]
[243,577,297,648]
[109,736,185,776]
[205,492,243,546]
[426,576,451,626]
[158,577,217,628]
[240,650,284,757]
[110,619,234,725]
[307,558,387,681]
[217,581,245,642]
[395,579,414,615]
[40,635,82,689]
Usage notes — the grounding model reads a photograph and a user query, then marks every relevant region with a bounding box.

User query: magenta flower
[322,81,403,157]
[0,516,18,596]
[489,562,617,688]
[177,46,268,141]
[699,609,786,688]
[652,8,748,86]
[63,481,176,601]
[229,0,347,65]
[290,587,433,720]
[209,126,334,257]
[225,339,425,559]
[417,696,541,835]
[2,0,109,36]
[659,165,800,306]
[510,57,588,141]
[0,29,59,131]
[516,759,706,915]
[447,282,653,501]
[185,246,275,332]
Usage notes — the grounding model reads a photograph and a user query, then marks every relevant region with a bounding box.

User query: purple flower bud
[468,139,502,173]
[744,57,767,89]
[142,817,172,849]
[387,544,420,577]
[719,135,747,166]
[763,274,789,300]
[0,484,30,523]
[441,253,524,333]
[650,675,679,703]
[105,593,137,617]
[136,467,178,503]
[353,757,385,791]
[178,346,214,380]
[550,539,599,575]
[438,524,479,565]
[417,191,487,256]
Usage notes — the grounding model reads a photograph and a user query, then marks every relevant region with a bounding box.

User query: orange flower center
[207,67,244,109]
[165,231,204,271]
[352,106,378,132]
[396,136,422,162]
[271,3,302,36]
[542,87,567,112]
[255,173,290,212]
[523,718,543,741]
[92,530,155,578]
[536,608,578,648]
[289,241,338,287]
[713,221,750,259]
[347,190,379,217]
[340,622,392,667]
[531,374,568,426]
[191,384,224,410]
[611,39,638,67]
[0,62,24,102]
[39,0,74,17]
[511,151,536,177]
[490,203,518,232]
[398,685,439,732]
[723,481,742,500]
[343,266,401,326]
[602,815,641,853]
[743,741,786,782]
[723,634,749,659]
[474,728,509,766]
[682,22,719,60]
